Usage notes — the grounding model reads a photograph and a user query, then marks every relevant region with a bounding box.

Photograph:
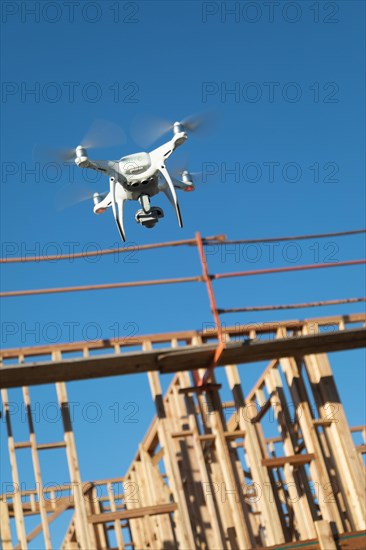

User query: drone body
[74,122,195,242]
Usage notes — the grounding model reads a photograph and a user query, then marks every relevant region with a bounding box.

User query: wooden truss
[1,313,365,549]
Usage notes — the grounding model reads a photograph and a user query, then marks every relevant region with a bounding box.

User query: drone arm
[149,132,187,164]
[76,158,116,177]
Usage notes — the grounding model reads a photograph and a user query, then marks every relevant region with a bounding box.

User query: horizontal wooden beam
[178,383,222,394]
[262,453,315,468]
[1,327,365,389]
[88,502,177,523]
[257,530,366,550]
[2,313,364,359]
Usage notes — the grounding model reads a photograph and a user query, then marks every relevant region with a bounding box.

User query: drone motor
[93,192,102,206]
[75,145,88,167]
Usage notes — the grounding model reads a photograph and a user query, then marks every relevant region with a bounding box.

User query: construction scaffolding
[1,232,365,549]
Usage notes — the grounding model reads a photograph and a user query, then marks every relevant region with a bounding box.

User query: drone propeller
[131,111,217,148]
[172,168,204,185]
[79,118,126,150]
[55,182,98,211]
[34,119,127,164]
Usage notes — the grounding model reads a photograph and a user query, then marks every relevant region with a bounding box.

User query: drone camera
[135,206,164,228]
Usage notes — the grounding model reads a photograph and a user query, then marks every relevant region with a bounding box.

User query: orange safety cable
[214,228,366,245]
[219,297,366,314]
[195,232,225,387]
[195,232,223,341]
[0,276,203,298]
[0,235,226,263]
[1,260,365,298]
[212,260,366,280]
[2,229,364,264]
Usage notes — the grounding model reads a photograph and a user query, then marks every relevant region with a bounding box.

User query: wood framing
[1,313,365,549]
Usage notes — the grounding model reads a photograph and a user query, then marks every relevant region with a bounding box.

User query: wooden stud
[224,355,285,547]
[144,341,195,549]
[1,388,28,549]
[302,324,366,531]
[54,359,96,550]
[314,519,337,550]
[22,386,52,550]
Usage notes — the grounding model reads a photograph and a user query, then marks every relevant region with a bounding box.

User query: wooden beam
[1,389,28,548]
[1,327,365,389]
[2,312,364,360]
[55,378,96,549]
[0,500,12,550]
[88,502,178,524]
[303,335,366,531]
[249,391,275,423]
[255,530,366,549]
[225,353,296,545]
[262,453,315,468]
[145,343,196,550]
[178,383,222,394]
[22,386,52,550]
[314,520,337,550]
[14,501,72,549]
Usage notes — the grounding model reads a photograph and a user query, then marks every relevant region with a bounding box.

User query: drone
[62,118,204,242]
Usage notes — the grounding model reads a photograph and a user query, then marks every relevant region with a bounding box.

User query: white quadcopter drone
[63,118,203,242]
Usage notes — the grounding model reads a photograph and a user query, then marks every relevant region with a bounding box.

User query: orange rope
[219,298,366,314]
[1,260,365,298]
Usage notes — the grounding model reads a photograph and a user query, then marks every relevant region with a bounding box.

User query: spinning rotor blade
[32,145,76,163]
[173,169,204,184]
[168,150,190,173]
[56,183,96,211]
[170,154,204,184]
[131,110,217,148]
[179,111,216,135]
[81,118,127,150]
[131,114,172,148]
[34,119,126,164]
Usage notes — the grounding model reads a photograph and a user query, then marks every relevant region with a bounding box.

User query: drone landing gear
[135,194,164,229]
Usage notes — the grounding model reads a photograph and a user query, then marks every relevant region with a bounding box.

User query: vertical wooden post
[1,388,27,549]
[264,365,317,539]
[89,486,109,550]
[125,466,145,549]
[302,324,366,530]
[314,520,337,550]
[171,372,225,549]
[0,498,13,550]
[224,361,285,546]
[144,342,195,549]
[193,335,254,549]
[139,446,175,548]
[22,387,52,550]
[107,482,125,550]
[54,360,95,550]
[279,351,345,531]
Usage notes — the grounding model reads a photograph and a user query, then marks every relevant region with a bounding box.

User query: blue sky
[1,1,365,547]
